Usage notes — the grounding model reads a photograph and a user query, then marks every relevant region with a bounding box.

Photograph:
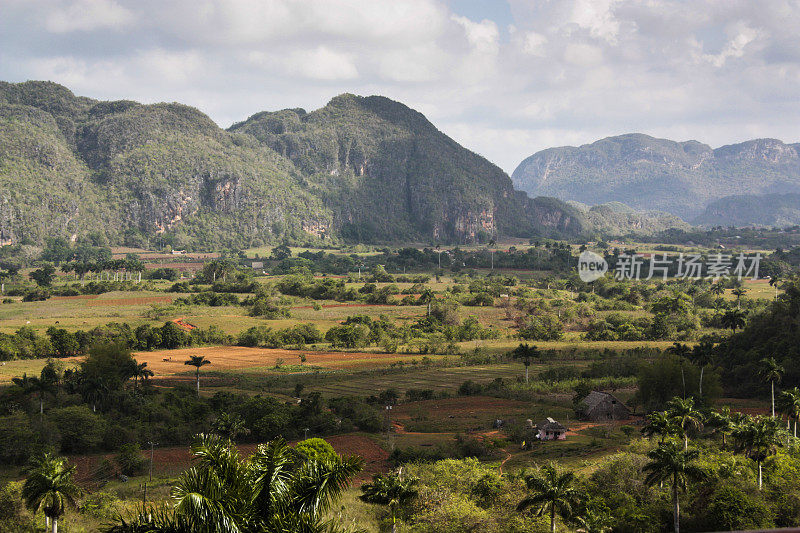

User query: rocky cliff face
[231,94,584,243]
[512,133,800,220]
[0,81,583,248]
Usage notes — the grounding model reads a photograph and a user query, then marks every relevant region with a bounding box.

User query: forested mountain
[512,133,800,220]
[694,193,800,227]
[568,201,690,236]
[0,81,583,249]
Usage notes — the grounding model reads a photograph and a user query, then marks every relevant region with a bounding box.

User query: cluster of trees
[265,244,576,278]
[0,322,232,361]
[0,344,383,468]
[363,398,800,533]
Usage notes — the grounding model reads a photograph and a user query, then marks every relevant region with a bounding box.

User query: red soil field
[72,433,388,486]
[131,346,412,376]
[86,296,174,306]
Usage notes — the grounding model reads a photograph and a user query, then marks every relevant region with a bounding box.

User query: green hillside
[512,133,800,219]
[0,81,583,249]
[230,94,584,243]
[694,193,800,227]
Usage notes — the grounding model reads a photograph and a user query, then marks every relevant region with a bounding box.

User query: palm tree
[731,287,748,309]
[511,343,540,384]
[643,442,707,533]
[688,341,715,398]
[779,387,800,438]
[708,282,725,298]
[666,343,691,398]
[418,288,435,316]
[12,373,56,421]
[573,507,612,533]
[184,355,211,398]
[721,309,746,334]
[732,416,782,490]
[112,434,362,532]
[641,411,677,444]
[666,397,704,450]
[769,276,781,300]
[79,375,107,413]
[706,407,733,448]
[517,463,583,533]
[132,361,154,391]
[360,470,419,533]
[758,357,784,418]
[210,412,250,442]
[22,453,81,533]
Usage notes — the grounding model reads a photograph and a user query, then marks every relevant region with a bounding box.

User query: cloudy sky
[2,0,799,172]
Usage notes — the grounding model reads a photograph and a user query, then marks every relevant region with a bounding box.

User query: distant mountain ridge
[0,80,583,249]
[694,193,800,227]
[511,133,800,221]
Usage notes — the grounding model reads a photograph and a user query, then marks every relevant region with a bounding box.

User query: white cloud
[2,0,800,174]
[45,0,135,33]
[521,32,548,56]
[285,47,359,81]
[702,22,760,67]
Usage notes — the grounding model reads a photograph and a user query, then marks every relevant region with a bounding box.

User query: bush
[116,443,147,476]
[294,438,338,463]
[458,380,483,396]
[519,313,564,341]
[49,405,107,453]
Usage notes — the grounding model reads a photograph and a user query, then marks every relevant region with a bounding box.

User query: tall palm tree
[666,397,704,450]
[22,453,81,533]
[779,387,800,438]
[418,288,435,317]
[132,361,154,391]
[210,413,250,443]
[641,411,678,444]
[731,287,748,309]
[758,357,784,418]
[12,373,56,421]
[688,341,715,398]
[769,276,781,300]
[706,407,733,448]
[511,343,540,384]
[184,356,211,398]
[360,470,419,533]
[517,463,583,533]
[112,434,362,532]
[79,375,107,413]
[721,309,746,334]
[708,282,725,298]
[643,442,707,533]
[732,416,782,490]
[666,343,691,398]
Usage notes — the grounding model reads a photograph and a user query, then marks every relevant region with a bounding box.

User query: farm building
[536,417,567,440]
[577,391,631,421]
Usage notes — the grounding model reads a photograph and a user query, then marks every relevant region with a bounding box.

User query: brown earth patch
[72,433,387,487]
[86,296,174,306]
[130,346,410,377]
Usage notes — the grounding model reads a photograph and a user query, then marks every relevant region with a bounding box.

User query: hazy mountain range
[2,81,797,251]
[512,133,800,227]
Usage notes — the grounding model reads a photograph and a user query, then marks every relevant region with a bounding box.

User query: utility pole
[148,441,157,481]
[142,482,147,504]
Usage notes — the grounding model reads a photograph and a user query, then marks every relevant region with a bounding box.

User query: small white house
[536,417,568,441]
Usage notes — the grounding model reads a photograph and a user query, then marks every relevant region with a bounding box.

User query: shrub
[116,443,147,476]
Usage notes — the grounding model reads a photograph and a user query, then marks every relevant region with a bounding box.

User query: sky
[2,0,800,173]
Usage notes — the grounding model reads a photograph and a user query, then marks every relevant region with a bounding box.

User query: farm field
[0,237,793,532]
